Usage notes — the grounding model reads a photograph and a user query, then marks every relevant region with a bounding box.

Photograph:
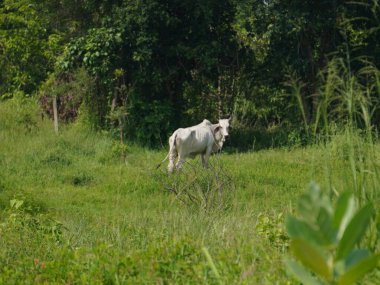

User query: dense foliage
[1,0,379,146]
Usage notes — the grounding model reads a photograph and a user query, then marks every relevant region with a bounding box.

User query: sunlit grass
[1,98,379,284]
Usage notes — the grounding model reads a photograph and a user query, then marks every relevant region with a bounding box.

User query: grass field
[1,99,379,284]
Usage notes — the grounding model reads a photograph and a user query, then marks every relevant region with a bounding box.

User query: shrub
[38,68,95,123]
[155,156,235,212]
[256,212,289,251]
[284,183,379,285]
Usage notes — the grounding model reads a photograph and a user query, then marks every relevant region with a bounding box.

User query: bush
[0,95,40,134]
[255,212,289,251]
[39,68,95,123]
[155,156,235,212]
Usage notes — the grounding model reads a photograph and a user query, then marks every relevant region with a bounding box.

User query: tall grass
[291,58,380,258]
[154,155,235,212]
[292,58,380,198]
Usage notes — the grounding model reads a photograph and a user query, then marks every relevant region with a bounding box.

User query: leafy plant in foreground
[284,183,379,285]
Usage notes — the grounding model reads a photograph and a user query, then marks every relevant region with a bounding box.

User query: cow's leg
[202,155,209,168]
[168,151,177,173]
[176,150,186,171]
[202,146,213,168]
[201,154,206,167]
[168,160,174,173]
[167,143,178,173]
[167,133,177,173]
[176,158,186,171]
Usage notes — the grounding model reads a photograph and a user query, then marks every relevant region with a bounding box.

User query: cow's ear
[213,125,222,134]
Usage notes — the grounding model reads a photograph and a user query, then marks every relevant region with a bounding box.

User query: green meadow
[1,99,379,284]
[1,1,379,283]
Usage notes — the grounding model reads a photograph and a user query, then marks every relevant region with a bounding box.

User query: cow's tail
[155,154,169,170]
[156,132,177,169]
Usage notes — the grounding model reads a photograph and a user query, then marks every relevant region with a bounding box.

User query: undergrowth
[1,88,380,283]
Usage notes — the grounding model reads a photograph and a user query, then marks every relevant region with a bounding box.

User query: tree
[0,0,60,97]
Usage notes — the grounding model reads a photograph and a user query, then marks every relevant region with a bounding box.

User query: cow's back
[175,125,213,156]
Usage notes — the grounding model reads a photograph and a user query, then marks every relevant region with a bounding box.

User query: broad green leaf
[284,257,324,285]
[290,238,331,280]
[297,183,321,222]
[297,194,314,219]
[320,194,333,215]
[336,204,374,260]
[298,183,332,223]
[317,207,335,244]
[345,249,370,269]
[333,192,356,240]
[286,216,329,246]
[334,259,346,277]
[338,254,379,285]
[334,249,370,277]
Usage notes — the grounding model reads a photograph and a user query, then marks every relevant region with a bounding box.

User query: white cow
[158,118,230,173]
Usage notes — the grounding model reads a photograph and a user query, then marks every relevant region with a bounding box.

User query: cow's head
[218,117,231,138]
[212,117,231,150]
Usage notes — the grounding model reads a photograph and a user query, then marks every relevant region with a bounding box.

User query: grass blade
[202,247,222,284]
